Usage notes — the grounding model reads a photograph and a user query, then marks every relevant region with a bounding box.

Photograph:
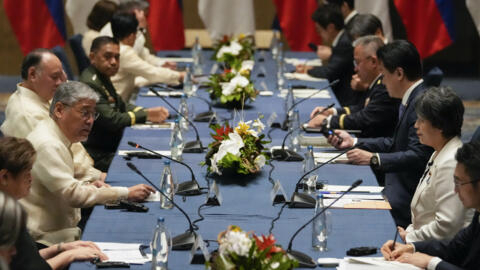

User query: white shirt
[332,29,345,47]
[344,10,358,26]
[401,79,424,106]
[22,118,128,246]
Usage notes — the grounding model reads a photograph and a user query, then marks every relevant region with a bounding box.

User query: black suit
[307,31,360,106]
[414,211,480,270]
[358,82,434,227]
[330,76,401,138]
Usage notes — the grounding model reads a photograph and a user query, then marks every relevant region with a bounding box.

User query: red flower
[212,125,233,141]
[253,234,284,258]
[221,35,230,43]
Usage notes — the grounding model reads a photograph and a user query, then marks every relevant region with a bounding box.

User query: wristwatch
[370,154,380,169]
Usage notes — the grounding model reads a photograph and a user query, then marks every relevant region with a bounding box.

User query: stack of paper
[141,90,184,97]
[131,123,173,130]
[278,89,331,99]
[321,185,384,193]
[313,152,349,163]
[337,257,421,270]
[284,72,328,82]
[323,199,391,210]
[95,242,151,264]
[285,58,322,67]
[299,135,331,147]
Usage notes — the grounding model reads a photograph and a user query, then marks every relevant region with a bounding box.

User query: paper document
[284,72,328,82]
[118,150,171,157]
[131,123,173,130]
[279,89,331,99]
[337,257,421,270]
[313,152,349,163]
[259,91,274,96]
[285,58,322,67]
[157,57,193,62]
[322,193,384,200]
[141,90,184,97]
[146,191,161,202]
[299,135,331,147]
[324,199,391,210]
[95,242,150,264]
[321,185,384,193]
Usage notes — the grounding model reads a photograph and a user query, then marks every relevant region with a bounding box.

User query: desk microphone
[154,84,216,123]
[286,179,363,268]
[126,162,197,250]
[271,125,305,162]
[128,141,202,196]
[289,144,360,208]
[149,88,204,153]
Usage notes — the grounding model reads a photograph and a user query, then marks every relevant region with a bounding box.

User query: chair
[471,126,480,143]
[51,46,75,81]
[424,66,444,87]
[69,34,90,73]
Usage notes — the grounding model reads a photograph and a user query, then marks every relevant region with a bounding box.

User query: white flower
[271,262,280,269]
[216,40,243,58]
[210,158,221,175]
[219,230,252,256]
[212,132,245,168]
[240,60,254,72]
[221,75,250,96]
[252,118,265,132]
[221,82,236,96]
[254,154,266,168]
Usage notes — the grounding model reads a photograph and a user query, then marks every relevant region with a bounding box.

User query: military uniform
[80,66,148,171]
[329,75,400,138]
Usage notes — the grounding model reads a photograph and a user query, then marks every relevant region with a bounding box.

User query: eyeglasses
[63,103,99,120]
[454,179,478,187]
[353,56,372,67]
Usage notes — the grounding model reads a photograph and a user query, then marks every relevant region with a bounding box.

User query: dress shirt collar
[401,79,423,106]
[368,74,383,90]
[332,29,345,47]
[46,117,72,148]
[17,83,50,110]
[344,10,358,25]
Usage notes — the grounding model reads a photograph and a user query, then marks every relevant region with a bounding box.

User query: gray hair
[0,192,25,249]
[49,81,99,116]
[352,35,384,57]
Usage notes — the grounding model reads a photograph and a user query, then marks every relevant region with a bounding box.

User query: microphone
[128,141,202,196]
[126,162,198,250]
[280,79,339,130]
[286,179,363,268]
[154,84,216,123]
[289,144,360,208]
[271,125,305,162]
[149,87,204,153]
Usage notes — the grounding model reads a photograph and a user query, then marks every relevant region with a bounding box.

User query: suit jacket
[358,82,434,227]
[330,76,400,138]
[307,31,360,106]
[406,137,474,243]
[80,66,148,171]
[414,211,480,270]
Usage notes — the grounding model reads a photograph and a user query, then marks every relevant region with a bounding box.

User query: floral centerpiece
[203,118,269,176]
[207,68,257,107]
[206,225,298,270]
[213,34,255,70]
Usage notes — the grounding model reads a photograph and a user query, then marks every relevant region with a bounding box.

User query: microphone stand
[271,125,305,161]
[286,179,363,268]
[126,162,198,250]
[150,88,204,153]
[128,141,202,196]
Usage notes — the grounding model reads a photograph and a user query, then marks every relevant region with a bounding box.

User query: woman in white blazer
[399,86,474,243]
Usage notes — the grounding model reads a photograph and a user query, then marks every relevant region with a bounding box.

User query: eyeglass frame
[62,103,99,121]
[454,179,479,187]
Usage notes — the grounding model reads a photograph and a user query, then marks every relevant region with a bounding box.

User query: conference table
[71,50,395,269]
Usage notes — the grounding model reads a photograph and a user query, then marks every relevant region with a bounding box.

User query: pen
[392,227,399,252]
[313,103,335,118]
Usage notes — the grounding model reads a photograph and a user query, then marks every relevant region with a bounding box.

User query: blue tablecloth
[71,50,394,270]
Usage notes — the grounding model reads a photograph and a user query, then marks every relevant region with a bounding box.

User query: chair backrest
[424,66,444,87]
[51,46,75,81]
[69,34,90,73]
[471,126,480,143]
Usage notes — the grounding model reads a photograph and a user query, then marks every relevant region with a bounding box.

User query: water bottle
[312,194,328,251]
[288,109,301,152]
[183,66,193,96]
[192,36,203,75]
[151,217,172,270]
[270,30,280,60]
[284,84,294,117]
[303,145,317,193]
[170,119,184,161]
[276,42,284,66]
[178,94,189,131]
[276,42,285,90]
[159,160,174,209]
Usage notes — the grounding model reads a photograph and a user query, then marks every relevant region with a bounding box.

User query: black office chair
[69,34,90,73]
[424,66,444,87]
[471,126,480,143]
[51,46,75,81]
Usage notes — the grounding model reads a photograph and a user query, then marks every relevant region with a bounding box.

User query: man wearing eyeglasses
[80,36,169,172]
[381,141,480,269]
[22,81,155,247]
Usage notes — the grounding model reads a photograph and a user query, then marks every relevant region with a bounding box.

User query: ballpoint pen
[313,103,335,118]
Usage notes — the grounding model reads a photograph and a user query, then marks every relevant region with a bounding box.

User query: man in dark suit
[326,0,358,31]
[381,141,480,270]
[307,35,400,138]
[80,36,169,171]
[328,40,434,228]
[296,4,359,106]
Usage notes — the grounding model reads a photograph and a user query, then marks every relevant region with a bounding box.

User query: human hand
[62,241,101,253]
[133,9,147,28]
[310,106,334,118]
[127,184,156,201]
[65,247,108,262]
[99,173,107,182]
[381,240,414,261]
[346,149,373,165]
[327,130,354,149]
[396,252,433,268]
[398,226,407,242]
[162,61,177,70]
[350,74,369,92]
[307,114,327,128]
[295,64,313,74]
[146,107,169,123]
[316,45,332,61]
[91,180,110,188]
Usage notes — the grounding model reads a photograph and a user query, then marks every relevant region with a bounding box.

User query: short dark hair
[118,0,149,13]
[90,36,119,53]
[327,0,354,9]
[376,40,422,81]
[455,141,480,187]
[87,0,118,31]
[20,48,52,80]
[311,4,344,31]
[349,14,383,39]
[0,192,26,248]
[0,137,36,177]
[111,12,138,40]
[415,86,464,139]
